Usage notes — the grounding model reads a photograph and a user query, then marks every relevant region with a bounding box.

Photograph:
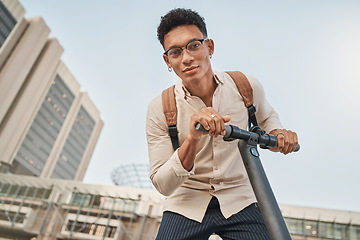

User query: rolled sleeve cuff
[172,149,195,176]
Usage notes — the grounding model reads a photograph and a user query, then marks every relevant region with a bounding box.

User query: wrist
[187,132,201,143]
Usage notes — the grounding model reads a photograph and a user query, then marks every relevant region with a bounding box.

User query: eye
[169,48,181,56]
[188,41,201,51]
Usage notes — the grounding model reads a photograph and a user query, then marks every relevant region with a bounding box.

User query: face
[163,25,214,86]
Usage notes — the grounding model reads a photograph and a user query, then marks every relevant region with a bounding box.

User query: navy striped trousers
[156,197,270,240]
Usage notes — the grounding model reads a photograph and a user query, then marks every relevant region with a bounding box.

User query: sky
[19,0,360,213]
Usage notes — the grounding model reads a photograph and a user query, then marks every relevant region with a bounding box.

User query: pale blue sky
[19,0,360,212]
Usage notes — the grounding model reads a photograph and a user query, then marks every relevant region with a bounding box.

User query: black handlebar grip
[195,123,300,152]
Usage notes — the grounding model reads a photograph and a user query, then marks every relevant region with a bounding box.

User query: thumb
[222,115,231,123]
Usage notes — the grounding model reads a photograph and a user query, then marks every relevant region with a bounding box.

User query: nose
[181,49,194,63]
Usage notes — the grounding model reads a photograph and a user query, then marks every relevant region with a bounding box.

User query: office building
[0,0,103,181]
[1,173,360,240]
[0,173,164,240]
[1,1,360,239]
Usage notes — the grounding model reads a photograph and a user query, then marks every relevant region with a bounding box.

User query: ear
[163,54,171,68]
[207,39,215,56]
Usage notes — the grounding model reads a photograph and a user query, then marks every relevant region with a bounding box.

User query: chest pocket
[220,105,248,131]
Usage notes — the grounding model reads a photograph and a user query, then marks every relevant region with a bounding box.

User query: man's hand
[189,107,231,141]
[178,107,230,172]
[269,129,298,155]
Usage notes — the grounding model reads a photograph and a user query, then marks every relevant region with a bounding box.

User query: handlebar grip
[195,123,300,153]
[195,122,232,136]
[294,144,300,152]
[195,122,207,132]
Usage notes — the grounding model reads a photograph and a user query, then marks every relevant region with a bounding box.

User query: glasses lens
[168,48,182,62]
[166,39,205,62]
[187,40,202,55]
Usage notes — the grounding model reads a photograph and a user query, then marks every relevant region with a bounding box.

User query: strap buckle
[247,105,256,116]
[168,125,178,137]
[168,125,180,150]
[247,105,259,129]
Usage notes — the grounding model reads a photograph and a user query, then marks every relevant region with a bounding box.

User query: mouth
[182,66,199,73]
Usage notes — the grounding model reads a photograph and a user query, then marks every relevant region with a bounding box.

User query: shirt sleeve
[246,75,284,133]
[146,95,194,196]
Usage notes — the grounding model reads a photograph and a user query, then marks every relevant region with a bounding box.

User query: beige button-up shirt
[146,71,283,222]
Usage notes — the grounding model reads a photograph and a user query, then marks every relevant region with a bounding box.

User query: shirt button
[214,166,218,170]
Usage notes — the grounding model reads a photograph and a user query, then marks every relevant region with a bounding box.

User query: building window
[304,219,318,237]
[0,183,51,200]
[65,220,117,238]
[0,209,26,224]
[285,218,304,235]
[11,74,75,176]
[348,225,360,240]
[51,106,95,180]
[69,193,92,206]
[285,217,360,240]
[0,1,17,47]
[68,192,139,213]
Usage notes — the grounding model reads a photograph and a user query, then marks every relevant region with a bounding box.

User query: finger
[196,108,210,130]
[270,147,281,152]
[204,110,217,137]
[222,115,231,123]
[197,118,210,132]
[289,131,299,153]
[209,111,223,137]
[284,131,299,154]
[205,108,223,137]
[276,132,285,153]
[282,131,291,154]
[219,115,231,135]
[213,117,222,138]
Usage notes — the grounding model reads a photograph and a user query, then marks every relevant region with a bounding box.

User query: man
[146,8,298,240]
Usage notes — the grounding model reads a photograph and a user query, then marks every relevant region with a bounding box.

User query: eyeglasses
[164,38,209,62]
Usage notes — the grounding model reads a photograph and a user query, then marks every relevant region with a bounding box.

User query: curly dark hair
[157,8,208,48]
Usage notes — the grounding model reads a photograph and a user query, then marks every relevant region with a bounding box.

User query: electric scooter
[196,123,300,240]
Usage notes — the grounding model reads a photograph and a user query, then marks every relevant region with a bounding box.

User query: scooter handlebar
[195,123,300,152]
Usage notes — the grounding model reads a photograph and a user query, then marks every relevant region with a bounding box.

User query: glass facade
[10,74,75,176]
[64,192,141,239]
[0,182,52,225]
[0,182,51,201]
[65,220,117,238]
[51,106,95,180]
[69,192,139,212]
[0,209,26,224]
[285,217,360,240]
[0,1,17,47]
[3,173,360,240]
[0,174,161,239]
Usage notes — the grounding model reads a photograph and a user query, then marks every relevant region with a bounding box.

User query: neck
[184,72,217,107]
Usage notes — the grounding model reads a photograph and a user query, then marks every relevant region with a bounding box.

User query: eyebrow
[166,38,201,51]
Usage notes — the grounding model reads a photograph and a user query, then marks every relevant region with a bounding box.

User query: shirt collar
[176,71,224,98]
[213,72,223,84]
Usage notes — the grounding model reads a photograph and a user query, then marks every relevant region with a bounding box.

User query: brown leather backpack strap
[161,85,180,150]
[225,71,253,107]
[225,71,258,129]
[162,85,177,126]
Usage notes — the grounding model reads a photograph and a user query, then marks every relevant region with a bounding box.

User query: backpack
[162,71,258,151]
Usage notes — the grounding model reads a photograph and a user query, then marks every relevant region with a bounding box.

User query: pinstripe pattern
[156,197,270,240]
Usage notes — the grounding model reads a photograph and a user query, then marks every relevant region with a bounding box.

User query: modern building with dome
[1,1,360,240]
